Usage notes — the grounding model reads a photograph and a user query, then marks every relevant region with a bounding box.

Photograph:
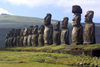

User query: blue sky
[0,0,99,23]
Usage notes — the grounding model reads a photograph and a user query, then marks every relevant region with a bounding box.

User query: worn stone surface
[38,25,44,46]
[44,13,52,26]
[23,28,28,46]
[44,13,53,45]
[23,36,28,46]
[61,17,69,45]
[72,5,82,14]
[53,21,61,45]
[72,6,83,45]
[27,35,32,46]
[84,11,96,44]
[31,25,38,46]
[18,28,24,46]
[23,28,28,36]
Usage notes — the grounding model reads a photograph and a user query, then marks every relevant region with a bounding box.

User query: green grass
[7,44,100,51]
[0,51,100,67]
[0,51,72,67]
[0,63,68,67]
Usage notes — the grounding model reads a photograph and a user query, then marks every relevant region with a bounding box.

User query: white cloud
[4,0,56,7]
[1,0,100,17]
[0,8,12,15]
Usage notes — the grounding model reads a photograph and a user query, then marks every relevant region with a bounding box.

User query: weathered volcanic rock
[72,5,82,14]
[31,25,38,46]
[84,11,96,44]
[38,25,44,46]
[44,13,53,45]
[61,17,69,45]
[53,21,61,45]
[72,5,83,45]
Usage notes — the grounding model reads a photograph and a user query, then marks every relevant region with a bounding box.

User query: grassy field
[6,44,100,51]
[0,51,72,67]
[0,44,100,67]
[0,51,100,67]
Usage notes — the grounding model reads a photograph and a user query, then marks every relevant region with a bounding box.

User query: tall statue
[72,5,83,45]
[61,17,69,45]
[84,11,96,44]
[38,25,44,46]
[44,13,53,45]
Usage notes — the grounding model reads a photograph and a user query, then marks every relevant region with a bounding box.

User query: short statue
[53,21,61,45]
[61,17,69,45]
[38,25,44,46]
[31,25,38,46]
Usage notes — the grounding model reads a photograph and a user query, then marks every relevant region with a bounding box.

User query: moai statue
[38,25,44,46]
[8,29,14,47]
[16,29,21,47]
[27,26,33,46]
[53,21,61,45]
[5,38,8,47]
[31,25,38,46]
[19,28,24,46]
[23,27,28,46]
[72,5,83,45]
[5,31,11,47]
[84,11,96,44]
[61,17,69,45]
[44,13,53,45]
[12,29,17,47]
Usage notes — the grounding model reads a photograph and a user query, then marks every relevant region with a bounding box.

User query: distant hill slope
[0,15,57,28]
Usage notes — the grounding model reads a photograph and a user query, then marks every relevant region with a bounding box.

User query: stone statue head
[38,25,44,34]
[20,28,24,36]
[54,21,60,31]
[32,25,38,34]
[17,29,21,36]
[72,5,82,14]
[62,17,69,29]
[44,13,52,26]
[13,29,17,37]
[85,11,94,23]
[28,26,34,35]
[23,27,28,36]
[9,29,15,37]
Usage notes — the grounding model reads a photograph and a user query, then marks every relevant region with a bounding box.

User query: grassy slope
[7,44,100,51]
[0,51,100,67]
